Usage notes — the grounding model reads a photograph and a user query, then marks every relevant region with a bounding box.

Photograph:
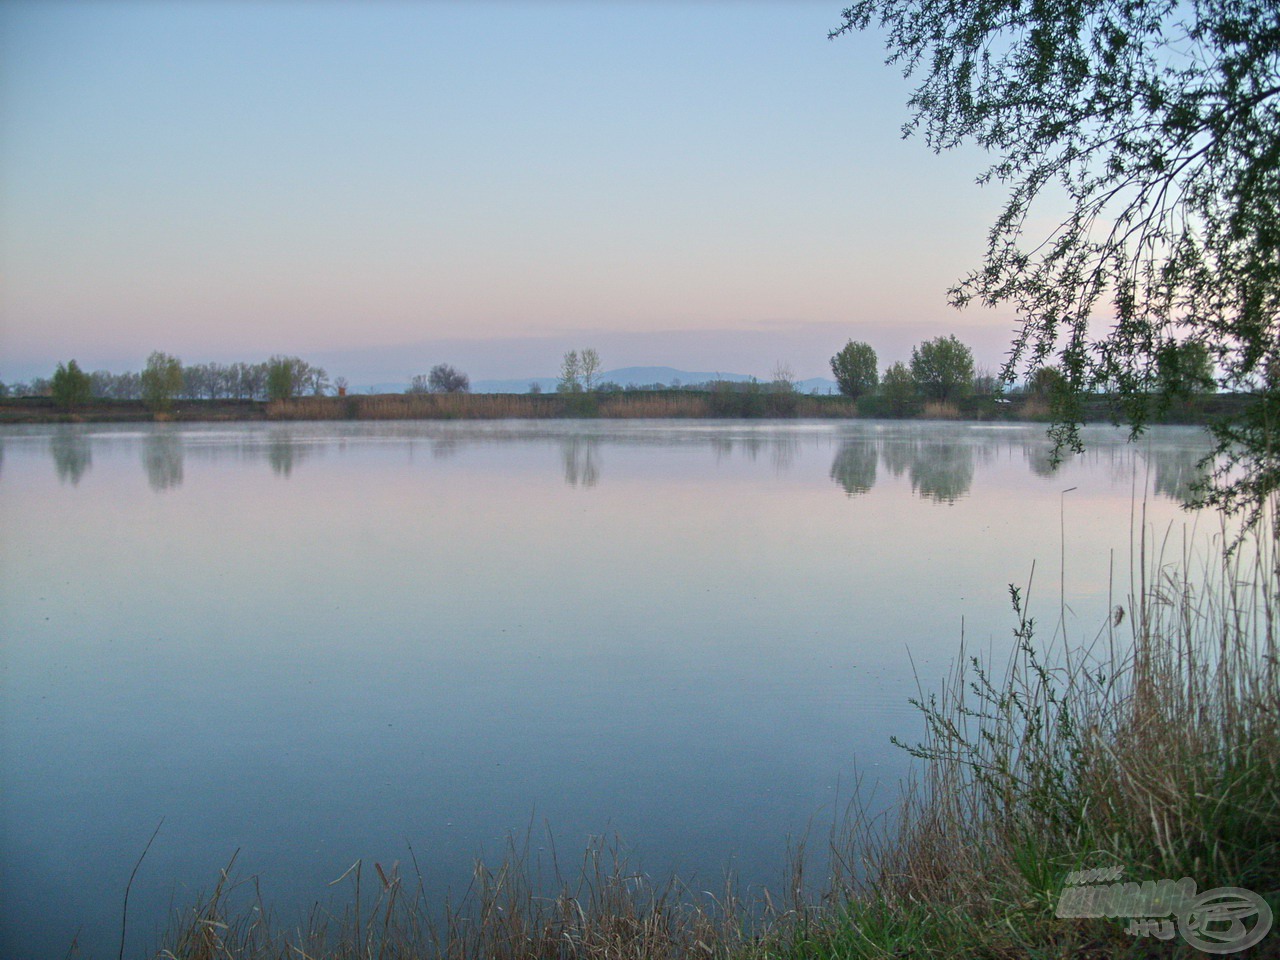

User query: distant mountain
[795,378,840,395]
[468,366,839,395]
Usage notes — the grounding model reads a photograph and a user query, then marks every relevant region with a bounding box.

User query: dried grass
[920,401,962,420]
[156,835,793,960]
[595,395,711,418]
[262,392,858,422]
[834,512,1280,956]
[266,394,566,421]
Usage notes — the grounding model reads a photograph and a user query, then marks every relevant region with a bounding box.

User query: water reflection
[875,435,976,503]
[830,439,877,497]
[823,427,1213,505]
[1025,444,1062,478]
[879,437,913,483]
[2,417,1231,960]
[561,436,601,488]
[770,435,799,472]
[908,439,976,504]
[22,421,1221,505]
[431,438,462,461]
[142,431,184,491]
[267,435,312,478]
[51,431,92,485]
[1151,444,1211,502]
[710,436,735,462]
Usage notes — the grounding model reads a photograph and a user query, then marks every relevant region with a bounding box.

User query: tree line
[829,335,1216,415]
[7,337,1217,417]
[829,335,990,414]
[4,353,482,411]
[6,352,339,408]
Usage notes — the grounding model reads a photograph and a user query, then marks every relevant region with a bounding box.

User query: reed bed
[919,401,962,420]
[595,394,711,418]
[157,837,767,960]
[266,394,565,420]
[150,518,1279,959]
[805,517,1280,958]
[263,392,860,422]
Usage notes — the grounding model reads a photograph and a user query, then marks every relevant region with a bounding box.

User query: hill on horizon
[466,366,839,395]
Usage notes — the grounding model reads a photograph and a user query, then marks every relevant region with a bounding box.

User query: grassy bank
[145,524,1279,959]
[0,389,1247,425]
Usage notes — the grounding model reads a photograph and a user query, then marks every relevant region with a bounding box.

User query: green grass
[143,520,1280,960]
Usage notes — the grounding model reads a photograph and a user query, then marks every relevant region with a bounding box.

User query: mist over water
[0,420,1216,958]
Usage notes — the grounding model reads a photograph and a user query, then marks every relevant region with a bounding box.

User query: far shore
[0,388,1241,425]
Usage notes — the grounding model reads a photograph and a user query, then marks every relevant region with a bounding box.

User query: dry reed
[820,514,1280,957]
[919,401,962,420]
[263,392,858,422]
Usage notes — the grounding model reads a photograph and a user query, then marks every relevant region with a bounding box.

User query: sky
[0,0,1021,385]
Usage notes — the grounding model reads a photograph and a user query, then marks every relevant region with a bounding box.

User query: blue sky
[1,0,1017,383]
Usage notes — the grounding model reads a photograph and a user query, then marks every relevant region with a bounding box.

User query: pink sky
[1,1,1021,384]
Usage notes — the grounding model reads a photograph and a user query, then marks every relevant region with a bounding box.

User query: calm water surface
[0,419,1217,957]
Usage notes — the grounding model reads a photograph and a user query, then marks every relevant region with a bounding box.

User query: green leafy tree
[881,361,916,416]
[832,0,1280,519]
[1027,367,1068,399]
[266,355,310,401]
[911,335,974,401]
[831,340,879,398]
[51,359,92,410]
[1157,341,1216,400]
[141,351,183,411]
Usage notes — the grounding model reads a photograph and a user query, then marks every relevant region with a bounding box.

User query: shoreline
[0,389,1244,425]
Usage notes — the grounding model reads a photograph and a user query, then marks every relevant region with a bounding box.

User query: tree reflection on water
[142,430,184,491]
[561,436,601,489]
[27,421,1219,505]
[50,430,91,486]
[828,425,1214,506]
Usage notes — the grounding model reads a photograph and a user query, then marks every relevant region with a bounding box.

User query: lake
[0,419,1218,957]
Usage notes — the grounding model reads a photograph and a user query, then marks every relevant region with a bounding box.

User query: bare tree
[558,350,582,393]
[427,363,470,393]
[579,349,602,391]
